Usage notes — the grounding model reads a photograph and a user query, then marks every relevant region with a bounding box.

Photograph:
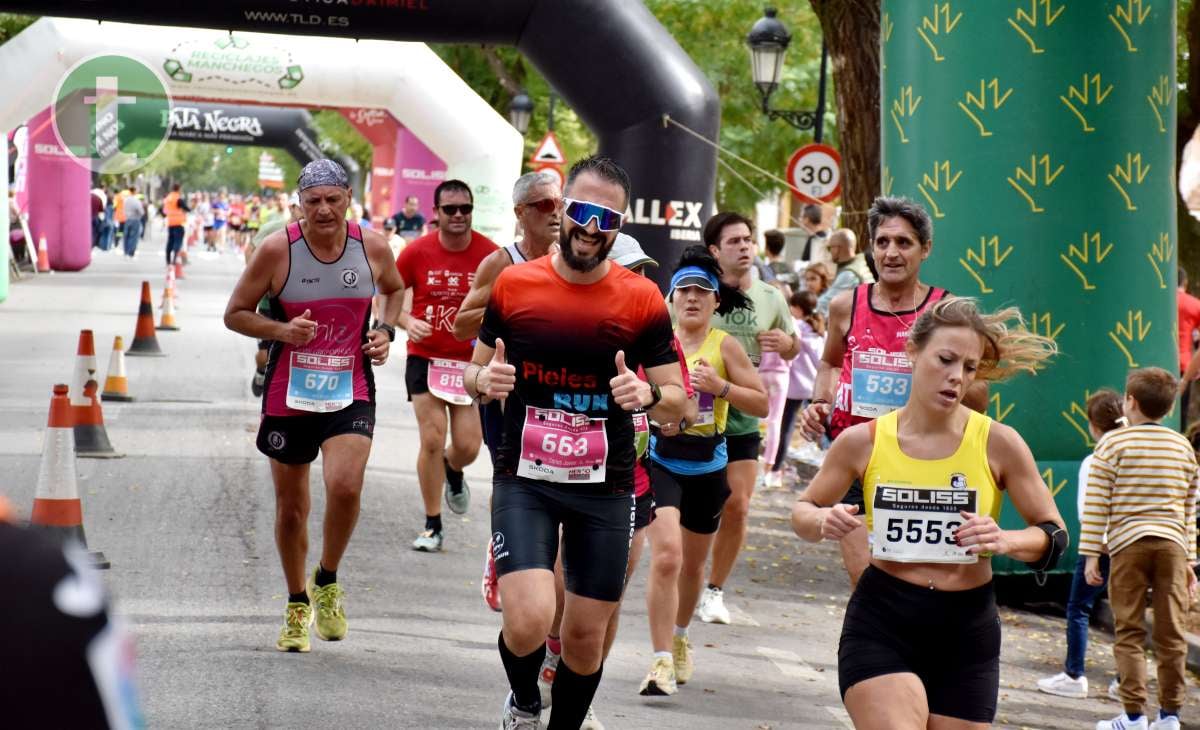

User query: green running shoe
[307,568,347,641]
[276,601,313,652]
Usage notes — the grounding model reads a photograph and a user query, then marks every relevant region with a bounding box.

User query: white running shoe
[580,705,604,730]
[697,586,731,625]
[1036,672,1088,699]
[499,691,540,729]
[1096,714,1148,730]
[537,647,560,709]
[1108,679,1121,701]
[763,470,783,489]
[412,529,443,552]
[1150,714,1181,730]
[638,656,677,696]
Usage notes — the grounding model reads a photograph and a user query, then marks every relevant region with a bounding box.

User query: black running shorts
[491,474,635,602]
[725,432,761,463]
[838,565,1000,723]
[256,401,375,465]
[647,462,730,534]
[634,490,654,531]
[404,355,431,401]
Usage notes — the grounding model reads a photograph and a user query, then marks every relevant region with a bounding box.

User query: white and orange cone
[157,290,180,331]
[70,330,121,459]
[35,233,50,273]
[101,335,134,402]
[162,265,178,306]
[31,384,109,569]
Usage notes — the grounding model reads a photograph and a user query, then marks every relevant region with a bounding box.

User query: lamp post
[746,6,828,142]
[508,90,534,135]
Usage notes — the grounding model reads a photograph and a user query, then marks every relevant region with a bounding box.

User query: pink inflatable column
[339,109,399,230]
[392,126,447,220]
[26,108,91,271]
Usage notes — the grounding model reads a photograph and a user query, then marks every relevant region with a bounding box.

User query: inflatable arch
[0,17,523,275]
[0,4,720,291]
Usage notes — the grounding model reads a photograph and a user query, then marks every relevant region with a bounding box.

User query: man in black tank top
[452,170,562,614]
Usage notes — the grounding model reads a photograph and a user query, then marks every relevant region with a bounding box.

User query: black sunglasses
[439,203,473,216]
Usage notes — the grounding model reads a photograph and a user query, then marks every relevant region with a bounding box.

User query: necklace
[875,284,921,331]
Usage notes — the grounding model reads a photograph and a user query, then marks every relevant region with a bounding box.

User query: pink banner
[26,107,91,271]
[339,108,399,229]
[392,125,446,222]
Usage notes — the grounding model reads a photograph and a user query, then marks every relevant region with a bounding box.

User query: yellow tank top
[681,327,729,437]
[863,409,1002,563]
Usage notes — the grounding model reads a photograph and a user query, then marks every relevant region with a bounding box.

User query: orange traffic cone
[36,233,50,273]
[101,335,134,402]
[162,265,178,306]
[174,258,185,280]
[157,290,180,331]
[31,384,109,568]
[127,280,165,357]
[70,331,121,459]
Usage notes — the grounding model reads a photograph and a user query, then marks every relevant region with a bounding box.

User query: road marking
[756,646,826,683]
[825,705,854,728]
[727,603,760,627]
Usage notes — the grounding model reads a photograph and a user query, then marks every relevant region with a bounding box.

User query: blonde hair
[908,296,1056,381]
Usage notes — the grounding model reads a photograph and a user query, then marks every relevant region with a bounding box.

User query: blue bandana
[297,159,349,191]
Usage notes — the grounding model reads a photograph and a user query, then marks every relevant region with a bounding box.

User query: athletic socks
[707,582,721,591]
[444,456,465,494]
[288,591,309,605]
[315,564,336,587]
[674,625,689,638]
[498,631,544,714]
[425,514,443,533]
[653,651,672,661]
[548,658,603,730]
[546,635,562,656]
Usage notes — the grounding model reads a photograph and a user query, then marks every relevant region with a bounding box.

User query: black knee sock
[425,514,443,533]
[315,563,336,587]
[547,658,603,730]
[444,456,464,494]
[498,631,544,714]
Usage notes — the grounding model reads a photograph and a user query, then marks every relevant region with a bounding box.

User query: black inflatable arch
[0,2,719,287]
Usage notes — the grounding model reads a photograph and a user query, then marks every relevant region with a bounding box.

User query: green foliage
[106,141,301,195]
[0,13,35,44]
[309,110,372,174]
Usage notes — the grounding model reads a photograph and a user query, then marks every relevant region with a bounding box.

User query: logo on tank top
[950,473,967,490]
[341,269,359,288]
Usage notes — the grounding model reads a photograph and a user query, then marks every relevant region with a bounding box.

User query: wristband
[811,398,830,405]
[718,381,731,399]
[472,364,485,398]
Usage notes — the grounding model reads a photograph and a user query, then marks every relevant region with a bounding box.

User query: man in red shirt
[394,180,498,552]
[1176,267,1200,426]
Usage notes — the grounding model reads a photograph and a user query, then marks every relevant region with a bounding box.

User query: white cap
[610,233,657,270]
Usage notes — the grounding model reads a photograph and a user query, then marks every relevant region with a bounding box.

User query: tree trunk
[1179,0,1200,287]
[810,0,880,252]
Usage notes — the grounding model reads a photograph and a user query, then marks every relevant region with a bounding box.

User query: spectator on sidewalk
[817,228,874,317]
[763,229,798,291]
[1175,267,1200,426]
[767,289,826,485]
[122,186,145,259]
[1036,389,1125,700]
[1083,368,1200,730]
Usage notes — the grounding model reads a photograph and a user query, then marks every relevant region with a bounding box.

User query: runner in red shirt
[394,180,497,553]
[1174,267,1200,424]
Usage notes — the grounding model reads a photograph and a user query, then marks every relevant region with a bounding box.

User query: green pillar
[881,1,1177,571]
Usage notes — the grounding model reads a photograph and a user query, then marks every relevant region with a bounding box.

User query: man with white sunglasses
[466,156,689,729]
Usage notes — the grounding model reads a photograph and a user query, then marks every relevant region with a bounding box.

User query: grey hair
[512,170,560,205]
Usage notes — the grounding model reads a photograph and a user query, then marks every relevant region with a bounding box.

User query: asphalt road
[3,231,1198,729]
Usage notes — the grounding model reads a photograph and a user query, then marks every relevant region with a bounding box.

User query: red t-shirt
[396,230,498,361]
[1178,289,1200,372]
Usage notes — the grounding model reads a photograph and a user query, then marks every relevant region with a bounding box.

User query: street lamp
[746,6,828,141]
[509,90,534,136]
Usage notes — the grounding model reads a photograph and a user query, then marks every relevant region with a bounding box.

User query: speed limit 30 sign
[786,143,842,203]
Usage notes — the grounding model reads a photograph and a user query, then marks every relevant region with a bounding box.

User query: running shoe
[638,656,677,696]
[1109,679,1121,701]
[412,529,444,552]
[251,369,265,397]
[697,586,731,625]
[763,470,783,489]
[444,458,471,515]
[307,568,347,641]
[499,691,540,729]
[673,634,694,685]
[580,705,605,730]
[1096,714,1148,730]
[1150,714,1181,730]
[538,646,560,709]
[482,538,502,612]
[275,601,313,653]
[1036,672,1087,699]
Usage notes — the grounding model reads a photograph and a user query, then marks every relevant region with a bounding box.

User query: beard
[559,226,614,273]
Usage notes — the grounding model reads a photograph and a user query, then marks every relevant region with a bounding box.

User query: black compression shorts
[634,489,654,530]
[491,474,635,602]
[479,398,505,467]
[256,400,375,465]
[838,565,1000,723]
[647,462,730,534]
[404,355,431,401]
[725,432,761,463]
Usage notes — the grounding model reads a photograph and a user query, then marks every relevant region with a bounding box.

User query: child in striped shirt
[1082,367,1199,730]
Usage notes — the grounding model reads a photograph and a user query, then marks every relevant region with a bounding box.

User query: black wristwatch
[647,382,663,409]
[372,321,396,342]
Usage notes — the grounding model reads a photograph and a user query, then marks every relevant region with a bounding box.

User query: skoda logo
[267,431,286,450]
[341,269,359,288]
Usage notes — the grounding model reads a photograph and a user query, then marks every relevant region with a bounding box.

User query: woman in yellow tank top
[639,246,768,697]
[792,297,1064,729]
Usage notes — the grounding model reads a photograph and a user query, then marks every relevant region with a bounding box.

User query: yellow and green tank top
[863,409,1001,533]
[681,327,729,437]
